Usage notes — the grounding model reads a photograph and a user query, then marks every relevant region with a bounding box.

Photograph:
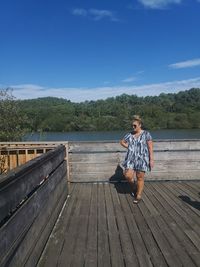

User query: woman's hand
[147,140,154,170]
[120,139,128,149]
[150,159,154,169]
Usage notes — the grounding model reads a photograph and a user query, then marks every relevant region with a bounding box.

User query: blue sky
[0,0,200,102]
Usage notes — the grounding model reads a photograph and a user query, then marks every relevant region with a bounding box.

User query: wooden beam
[0,145,65,223]
[0,146,68,267]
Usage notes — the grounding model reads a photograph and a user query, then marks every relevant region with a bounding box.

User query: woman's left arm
[147,140,154,169]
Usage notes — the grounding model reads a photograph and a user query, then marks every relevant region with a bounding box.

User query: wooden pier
[38,181,200,267]
[0,140,200,266]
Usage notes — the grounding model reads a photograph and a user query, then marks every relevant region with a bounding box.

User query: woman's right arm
[147,140,154,169]
[120,139,128,149]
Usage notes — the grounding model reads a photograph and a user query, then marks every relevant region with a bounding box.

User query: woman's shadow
[109,164,131,194]
[179,194,200,211]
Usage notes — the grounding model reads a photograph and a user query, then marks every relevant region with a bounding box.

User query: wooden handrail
[0,145,68,267]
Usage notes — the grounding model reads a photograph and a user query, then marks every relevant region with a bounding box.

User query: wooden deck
[38,181,200,267]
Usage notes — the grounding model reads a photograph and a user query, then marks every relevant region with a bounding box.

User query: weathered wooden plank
[84,184,98,267]
[104,184,125,267]
[122,183,167,267]
[146,170,200,180]
[148,182,196,253]
[175,181,200,201]
[0,142,61,146]
[168,182,200,217]
[67,140,200,182]
[138,197,182,266]
[36,181,200,267]
[109,184,140,267]
[70,170,200,182]
[161,183,200,231]
[185,181,200,196]
[37,184,77,267]
[153,150,200,160]
[117,184,153,267]
[153,140,200,150]
[144,183,197,267]
[97,183,111,267]
[0,160,68,267]
[9,152,17,169]
[0,145,66,223]
[156,160,200,170]
[150,182,200,265]
[71,172,121,182]
[148,182,200,266]
[24,178,67,267]
[142,188,196,267]
[162,184,200,241]
[58,186,84,266]
[69,150,200,162]
[188,180,200,188]
[70,160,200,173]
[69,140,200,152]
[58,184,90,266]
[69,152,122,163]
[70,184,92,267]
[69,141,121,152]
[70,163,121,173]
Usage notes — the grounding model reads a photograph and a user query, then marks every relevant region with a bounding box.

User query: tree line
[20,88,200,132]
[0,88,200,141]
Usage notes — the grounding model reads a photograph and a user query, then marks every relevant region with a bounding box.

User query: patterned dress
[122,130,152,172]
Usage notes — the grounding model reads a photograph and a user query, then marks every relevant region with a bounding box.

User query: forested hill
[20,88,200,132]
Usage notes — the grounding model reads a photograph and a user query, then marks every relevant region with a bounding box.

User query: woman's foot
[133,194,142,204]
[131,192,135,198]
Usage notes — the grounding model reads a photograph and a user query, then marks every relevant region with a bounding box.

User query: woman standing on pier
[120,115,154,203]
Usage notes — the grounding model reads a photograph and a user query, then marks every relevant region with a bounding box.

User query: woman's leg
[124,169,136,194]
[135,171,145,199]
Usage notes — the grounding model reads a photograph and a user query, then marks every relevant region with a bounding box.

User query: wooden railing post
[65,142,71,195]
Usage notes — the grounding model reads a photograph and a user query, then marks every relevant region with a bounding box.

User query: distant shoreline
[23,129,200,142]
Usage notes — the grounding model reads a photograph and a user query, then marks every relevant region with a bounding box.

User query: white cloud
[169,58,200,69]
[9,77,200,103]
[71,8,87,16]
[122,71,144,83]
[11,84,45,90]
[89,9,118,21]
[71,8,118,21]
[122,76,137,83]
[138,0,182,9]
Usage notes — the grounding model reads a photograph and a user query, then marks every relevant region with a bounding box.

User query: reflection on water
[23,129,200,142]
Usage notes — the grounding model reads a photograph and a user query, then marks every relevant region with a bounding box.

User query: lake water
[23,129,200,141]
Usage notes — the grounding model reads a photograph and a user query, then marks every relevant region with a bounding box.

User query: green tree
[18,87,200,132]
[0,88,27,141]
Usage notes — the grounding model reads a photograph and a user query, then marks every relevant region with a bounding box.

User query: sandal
[133,195,142,204]
[131,192,135,198]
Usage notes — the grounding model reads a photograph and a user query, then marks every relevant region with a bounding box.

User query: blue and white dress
[122,130,152,172]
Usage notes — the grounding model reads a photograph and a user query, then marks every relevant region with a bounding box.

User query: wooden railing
[68,139,200,181]
[1,139,200,182]
[0,142,68,173]
[0,145,68,267]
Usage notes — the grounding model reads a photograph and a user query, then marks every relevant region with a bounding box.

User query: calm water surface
[24,129,200,142]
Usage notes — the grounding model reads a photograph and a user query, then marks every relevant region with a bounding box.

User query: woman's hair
[133,115,142,125]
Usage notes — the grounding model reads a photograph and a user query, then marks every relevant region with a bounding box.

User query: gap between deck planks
[37,181,200,267]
